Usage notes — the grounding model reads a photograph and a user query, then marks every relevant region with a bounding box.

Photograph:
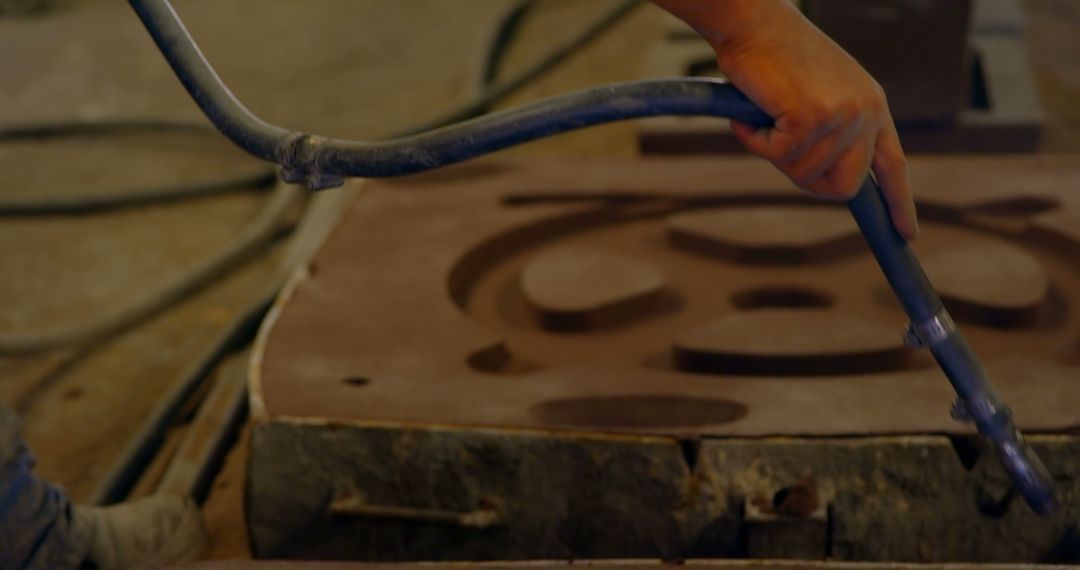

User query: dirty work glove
[652,0,918,240]
[75,494,208,569]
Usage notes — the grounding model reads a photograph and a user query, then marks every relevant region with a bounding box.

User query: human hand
[653,0,918,239]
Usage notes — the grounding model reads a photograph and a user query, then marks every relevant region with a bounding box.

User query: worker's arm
[652,0,917,239]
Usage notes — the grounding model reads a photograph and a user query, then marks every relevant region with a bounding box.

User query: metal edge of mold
[249,181,364,422]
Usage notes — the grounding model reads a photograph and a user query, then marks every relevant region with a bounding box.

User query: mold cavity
[448,205,665,310]
[379,161,508,186]
[675,348,912,377]
[730,286,834,310]
[968,197,1060,217]
[530,290,683,333]
[467,343,540,375]
[519,247,671,333]
[531,395,747,429]
[342,376,370,387]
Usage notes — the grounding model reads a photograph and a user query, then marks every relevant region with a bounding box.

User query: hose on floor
[0,120,276,216]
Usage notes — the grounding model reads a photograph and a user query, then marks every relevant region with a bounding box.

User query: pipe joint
[279,133,344,190]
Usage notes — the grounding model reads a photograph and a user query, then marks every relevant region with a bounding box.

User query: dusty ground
[0,0,1077,562]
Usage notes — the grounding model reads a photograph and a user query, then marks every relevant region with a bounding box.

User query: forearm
[649,0,917,239]
[649,0,798,52]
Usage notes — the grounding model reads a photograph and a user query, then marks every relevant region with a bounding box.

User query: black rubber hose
[0,120,276,216]
[480,0,536,89]
[459,0,641,125]
[87,185,357,505]
[850,177,1059,516]
[0,183,300,354]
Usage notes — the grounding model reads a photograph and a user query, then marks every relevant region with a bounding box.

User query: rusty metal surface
[254,156,1080,438]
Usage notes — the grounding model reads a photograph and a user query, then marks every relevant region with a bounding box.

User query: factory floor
[0,0,1078,561]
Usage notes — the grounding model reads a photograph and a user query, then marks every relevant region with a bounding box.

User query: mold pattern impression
[256,158,1080,436]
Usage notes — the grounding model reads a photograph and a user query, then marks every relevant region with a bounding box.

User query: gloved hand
[653,0,918,240]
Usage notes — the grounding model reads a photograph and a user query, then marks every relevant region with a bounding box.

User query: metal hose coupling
[952,390,1060,516]
[901,293,1058,515]
[279,133,344,191]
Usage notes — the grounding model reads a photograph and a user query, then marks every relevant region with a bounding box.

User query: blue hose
[850,179,1058,515]
[129,0,1058,515]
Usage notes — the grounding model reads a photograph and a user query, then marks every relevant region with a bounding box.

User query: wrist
[673,0,790,52]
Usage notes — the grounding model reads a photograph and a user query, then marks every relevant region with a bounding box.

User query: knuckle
[787,101,829,135]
